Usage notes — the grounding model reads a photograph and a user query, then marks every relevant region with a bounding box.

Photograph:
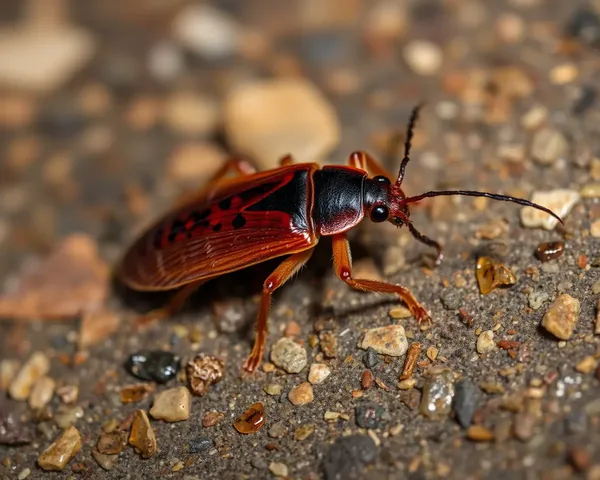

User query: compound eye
[373,175,390,185]
[370,205,389,222]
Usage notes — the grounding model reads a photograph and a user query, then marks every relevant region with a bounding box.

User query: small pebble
[322,435,377,480]
[361,370,374,390]
[403,40,443,76]
[28,376,55,410]
[269,462,289,477]
[420,368,455,419]
[363,347,379,368]
[9,352,50,401]
[97,431,127,455]
[590,220,600,238]
[149,386,191,422]
[521,104,548,130]
[541,294,581,340]
[520,189,580,230]
[224,79,340,168]
[163,91,219,136]
[125,351,180,384]
[17,468,30,480]
[308,363,331,385]
[188,435,213,454]
[234,402,266,434]
[531,128,568,166]
[595,298,600,335]
[186,353,225,396]
[264,383,282,396]
[397,378,416,390]
[288,382,314,406]
[54,405,84,429]
[535,242,565,262]
[37,426,81,471]
[576,356,597,374]
[528,291,550,311]
[319,331,338,358]
[513,412,537,441]
[389,306,412,319]
[92,448,117,471]
[467,425,495,442]
[549,63,579,85]
[202,411,224,428]
[453,379,479,428]
[476,330,496,354]
[173,4,240,59]
[129,410,157,458]
[476,257,516,294]
[361,325,408,356]
[355,402,389,429]
[120,383,155,404]
[581,183,600,198]
[593,280,600,295]
[270,338,307,373]
[294,424,315,441]
[268,422,287,439]
[0,360,20,391]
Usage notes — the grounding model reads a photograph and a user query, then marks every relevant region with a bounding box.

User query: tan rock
[307,363,330,385]
[9,352,50,400]
[28,376,55,410]
[224,78,340,168]
[149,386,191,422]
[541,294,580,340]
[361,325,408,356]
[129,410,157,458]
[37,426,81,471]
[288,382,314,406]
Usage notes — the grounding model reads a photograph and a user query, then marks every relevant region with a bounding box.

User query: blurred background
[1,0,600,477]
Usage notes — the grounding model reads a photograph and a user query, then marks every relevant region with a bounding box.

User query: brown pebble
[186,353,225,397]
[234,402,266,434]
[97,431,127,455]
[541,294,580,340]
[28,376,55,410]
[288,382,314,406]
[128,410,157,458]
[319,331,337,358]
[476,257,516,294]
[399,342,421,380]
[9,352,50,401]
[569,446,591,472]
[466,425,495,442]
[0,234,109,320]
[497,340,520,350]
[293,424,315,441]
[37,426,82,471]
[202,411,224,428]
[119,383,155,404]
[361,370,374,390]
[535,241,565,262]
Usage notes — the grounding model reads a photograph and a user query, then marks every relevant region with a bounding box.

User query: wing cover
[119,164,318,290]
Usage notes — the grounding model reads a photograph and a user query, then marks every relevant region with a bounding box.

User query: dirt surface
[1,0,600,479]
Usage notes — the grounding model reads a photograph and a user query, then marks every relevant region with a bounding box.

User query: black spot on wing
[232,214,246,230]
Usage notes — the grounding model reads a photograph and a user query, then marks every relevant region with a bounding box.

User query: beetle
[118,105,562,373]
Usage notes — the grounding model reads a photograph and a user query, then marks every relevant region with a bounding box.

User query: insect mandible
[118,105,562,373]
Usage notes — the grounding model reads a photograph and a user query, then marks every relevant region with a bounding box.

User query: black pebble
[188,435,213,454]
[321,434,377,480]
[363,347,379,368]
[124,351,180,384]
[453,379,479,429]
[566,8,600,48]
[355,402,389,429]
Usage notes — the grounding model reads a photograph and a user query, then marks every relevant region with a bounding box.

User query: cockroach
[118,105,562,373]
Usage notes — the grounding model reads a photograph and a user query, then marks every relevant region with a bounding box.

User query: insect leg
[133,280,206,330]
[210,157,258,183]
[348,151,394,179]
[279,154,295,166]
[243,248,315,372]
[331,233,431,325]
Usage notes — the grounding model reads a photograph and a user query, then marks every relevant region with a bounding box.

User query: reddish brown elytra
[118,105,562,373]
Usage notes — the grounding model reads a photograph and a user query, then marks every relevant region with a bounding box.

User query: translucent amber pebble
[128,410,157,458]
[233,402,266,434]
[476,256,516,295]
